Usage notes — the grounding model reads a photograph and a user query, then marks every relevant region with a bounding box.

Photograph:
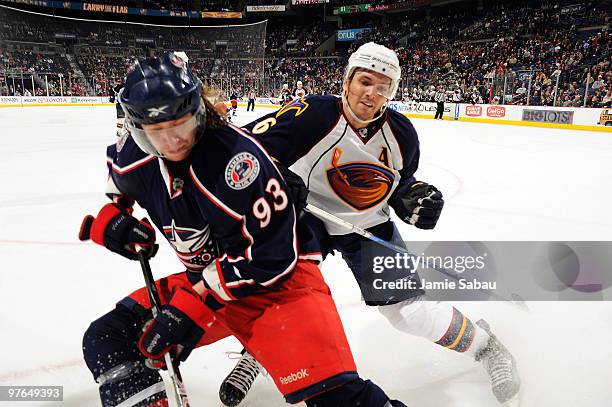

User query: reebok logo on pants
[279,368,309,385]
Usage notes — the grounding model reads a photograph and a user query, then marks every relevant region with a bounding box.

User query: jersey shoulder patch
[191,125,267,193]
[225,151,261,190]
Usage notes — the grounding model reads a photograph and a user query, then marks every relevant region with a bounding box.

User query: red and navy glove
[395,181,444,230]
[79,202,157,260]
[138,287,215,369]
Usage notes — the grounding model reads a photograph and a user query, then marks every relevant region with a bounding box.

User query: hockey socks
[378,298,489,358]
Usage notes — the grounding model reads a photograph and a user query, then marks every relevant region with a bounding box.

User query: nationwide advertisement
[70,97,100,104]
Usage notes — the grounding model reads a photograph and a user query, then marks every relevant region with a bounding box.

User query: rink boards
[1,96,610,133]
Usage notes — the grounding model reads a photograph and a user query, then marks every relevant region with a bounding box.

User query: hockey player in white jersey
[294,80,307,99]
[219,42,521,406]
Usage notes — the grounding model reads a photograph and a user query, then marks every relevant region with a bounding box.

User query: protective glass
[353,71,397,100]
[125,114,198,157]
[141,115,198,142]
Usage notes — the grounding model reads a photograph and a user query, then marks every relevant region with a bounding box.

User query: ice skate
[475,319,521,405]
[219,350,261,407]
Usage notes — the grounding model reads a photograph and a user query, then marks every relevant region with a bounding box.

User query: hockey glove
[395,181,444,230]
[79,203,158,260]
[138,287,215,368]
[275,161,309,213]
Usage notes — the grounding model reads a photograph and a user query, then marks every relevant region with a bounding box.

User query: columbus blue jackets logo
[327,148,394,211]
[164,220,218,270]
[225,152,260,190]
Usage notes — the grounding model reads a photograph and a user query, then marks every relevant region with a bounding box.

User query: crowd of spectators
[0,0,609,107]
[0,49,87,96]
[287,21,336,56]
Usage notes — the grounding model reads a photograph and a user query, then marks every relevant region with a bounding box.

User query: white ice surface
[0,105,611,407]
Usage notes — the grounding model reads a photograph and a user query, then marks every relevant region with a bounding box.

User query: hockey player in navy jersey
[79,52,406,407]
[220,43,521,406]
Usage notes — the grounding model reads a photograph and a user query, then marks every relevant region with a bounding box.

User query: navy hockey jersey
[106,123,317,301]
[243,95,421,235]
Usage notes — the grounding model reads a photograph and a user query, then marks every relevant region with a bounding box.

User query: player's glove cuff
[79,203,157,260]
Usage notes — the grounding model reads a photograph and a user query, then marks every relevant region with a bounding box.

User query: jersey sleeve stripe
[202,259,236,302]
[158,159,182,199]
[298,253,323,263]
[105,174,123,195]
[385,121,405,168]
[109,155,156,174]
[189,167,242,221]
[190,166,254,262]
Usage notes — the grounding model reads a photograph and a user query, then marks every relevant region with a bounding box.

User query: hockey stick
[137,250,191,407]
[305,204,529,311]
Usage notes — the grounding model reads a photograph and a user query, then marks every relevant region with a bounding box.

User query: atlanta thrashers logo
[327,148,394,211]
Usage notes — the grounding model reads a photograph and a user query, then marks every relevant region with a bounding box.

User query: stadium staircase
[65,53,95,95]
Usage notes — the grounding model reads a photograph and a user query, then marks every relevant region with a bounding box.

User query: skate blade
[502,391,521,407]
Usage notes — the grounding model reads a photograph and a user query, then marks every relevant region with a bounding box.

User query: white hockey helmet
[282,83,288,90]
[344,42,401,100]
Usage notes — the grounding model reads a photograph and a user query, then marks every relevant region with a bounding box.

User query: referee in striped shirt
[434,85,446,120]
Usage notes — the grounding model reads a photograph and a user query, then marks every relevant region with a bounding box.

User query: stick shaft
[305,204,527,308]
[138,251,191,407]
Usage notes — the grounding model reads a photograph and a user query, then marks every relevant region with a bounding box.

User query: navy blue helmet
[119,52,202,125]
[119,52,206,157]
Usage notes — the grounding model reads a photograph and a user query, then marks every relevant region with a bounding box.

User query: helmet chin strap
[341,90,389,127]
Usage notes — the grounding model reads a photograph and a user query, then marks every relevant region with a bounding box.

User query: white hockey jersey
[244,95,420,235]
